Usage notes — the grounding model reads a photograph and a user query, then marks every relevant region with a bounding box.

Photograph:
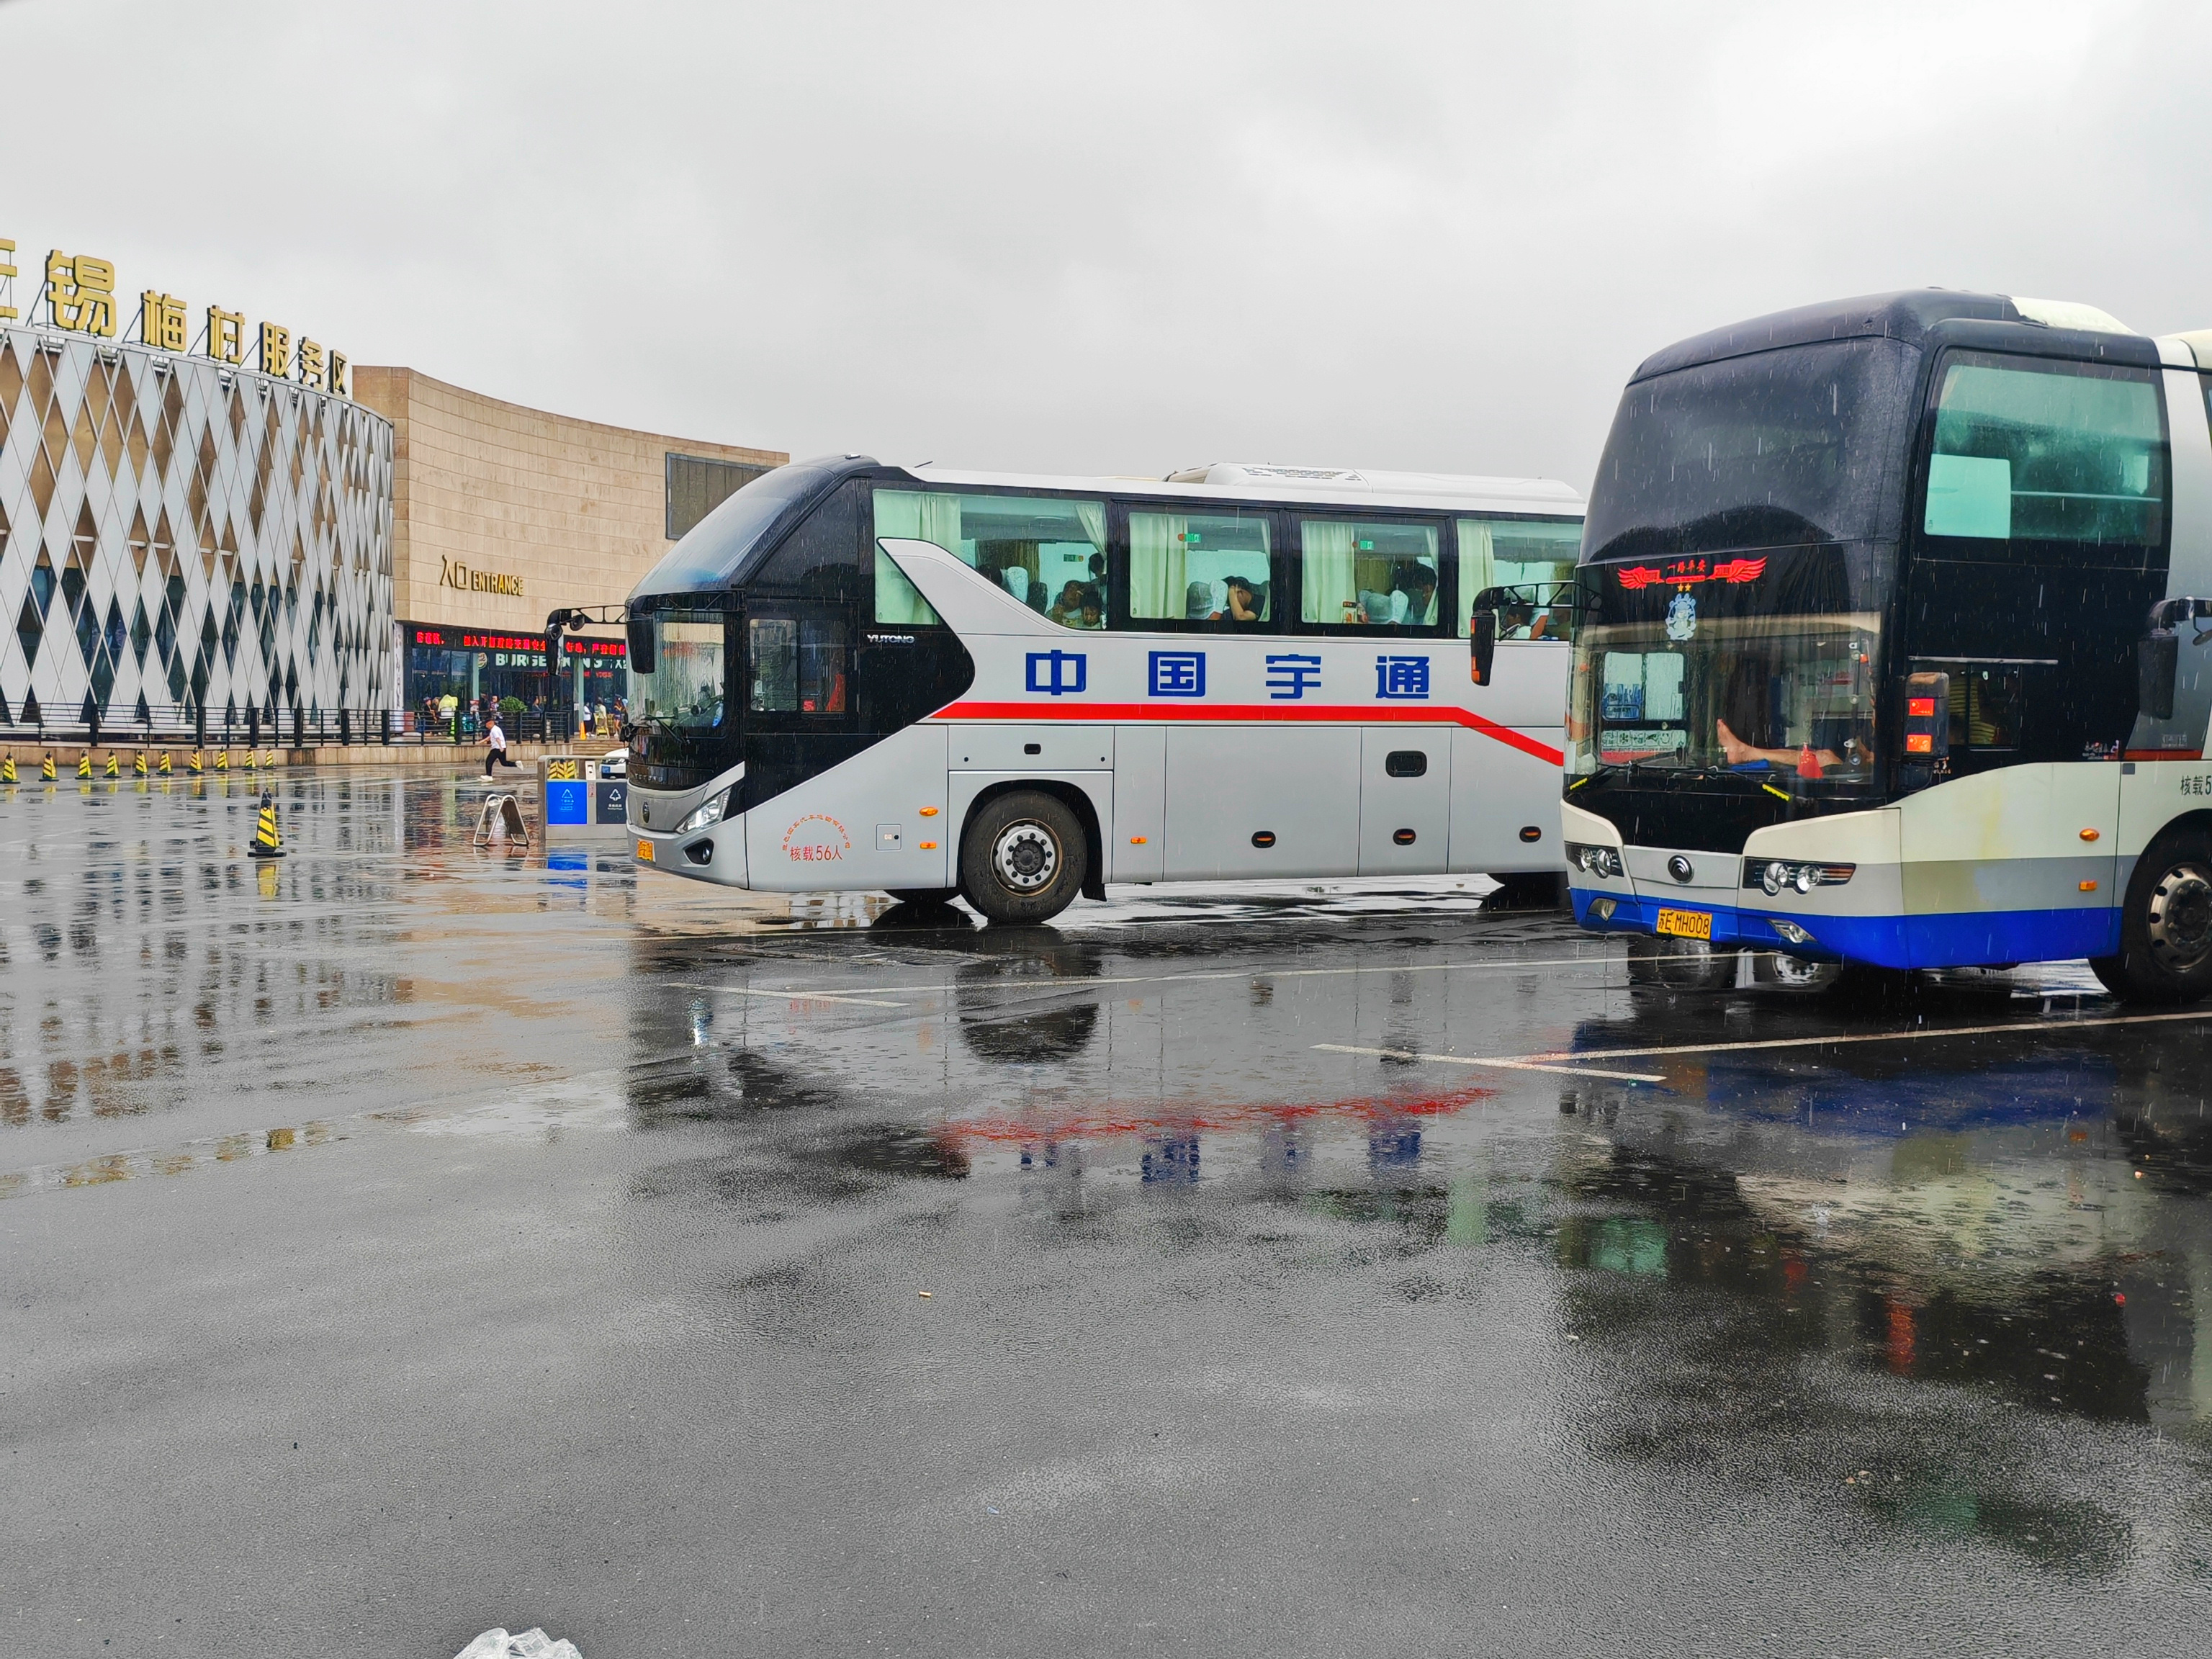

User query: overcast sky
[4,0,2208,493]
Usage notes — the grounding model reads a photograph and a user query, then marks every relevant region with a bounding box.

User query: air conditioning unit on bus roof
[1166,461,1580,503]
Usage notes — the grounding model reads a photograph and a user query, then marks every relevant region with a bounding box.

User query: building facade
[351,368,783,721]
[0,325,395,735]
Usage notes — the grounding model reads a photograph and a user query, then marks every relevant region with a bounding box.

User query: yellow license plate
[1655,907,1711,940]
[636,839,655,862]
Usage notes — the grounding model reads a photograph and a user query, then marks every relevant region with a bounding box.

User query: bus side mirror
[2141,632,2179,721]
[2137,596,2211,721]
[1904,670,1950,761]
[1471,610,1497,685]
[626,617,655,674]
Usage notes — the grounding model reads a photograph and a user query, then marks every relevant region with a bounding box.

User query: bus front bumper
[1568,879,2122,970]
[1570,885,1848,961]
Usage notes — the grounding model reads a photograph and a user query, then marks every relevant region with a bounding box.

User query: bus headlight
[1749,858,1854,895]
[678,789,732,834]
[1565,841,1624,880]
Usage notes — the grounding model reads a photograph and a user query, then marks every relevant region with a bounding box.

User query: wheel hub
[991,822,1058,892]
[2147,861,2212,971]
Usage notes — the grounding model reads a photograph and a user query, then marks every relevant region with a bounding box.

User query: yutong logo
[440,557,523,597]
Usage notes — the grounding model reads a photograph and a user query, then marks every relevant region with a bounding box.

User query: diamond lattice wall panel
[0,328,393,732]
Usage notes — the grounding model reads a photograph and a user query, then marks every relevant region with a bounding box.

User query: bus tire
[886,888,959,906]
[1625,934,1739,992]
[2090,828,2212,1004]
[959,791,1087,925]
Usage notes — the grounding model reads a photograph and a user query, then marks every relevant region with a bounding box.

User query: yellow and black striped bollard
[77,752,93,780]
[42,752,58,782]
[189,750,204,776]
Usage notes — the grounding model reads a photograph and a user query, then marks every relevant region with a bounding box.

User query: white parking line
[1506,1005,2212,1065]
[1312,1043,1668,1084]
[1320,1004,2212,1084]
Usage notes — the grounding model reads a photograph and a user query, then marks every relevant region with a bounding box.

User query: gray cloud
[3,0,2205,491]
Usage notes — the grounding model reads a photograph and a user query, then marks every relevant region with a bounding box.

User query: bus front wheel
[2091,829,2212,1004]
[958,791,1088,925]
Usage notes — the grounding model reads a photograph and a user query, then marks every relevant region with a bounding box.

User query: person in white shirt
[483,714,520,776]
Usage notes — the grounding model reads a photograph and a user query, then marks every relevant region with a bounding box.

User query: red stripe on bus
[927,701,1566,767]
[2123,749,2203,761]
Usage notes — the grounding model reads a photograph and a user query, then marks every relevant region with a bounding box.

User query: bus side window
[874,487,1109,629]
[1298,519,1440,629]
[1129,509,1275,629]
[1458,516,1581,642]
[749,616,850,716]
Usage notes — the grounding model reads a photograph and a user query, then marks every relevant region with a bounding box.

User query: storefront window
[403,626,628,730]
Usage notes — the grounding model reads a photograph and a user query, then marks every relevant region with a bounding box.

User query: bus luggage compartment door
[1164,725,1361,879]
[1358,728,1450,875]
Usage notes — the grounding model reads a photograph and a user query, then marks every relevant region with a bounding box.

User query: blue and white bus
[622,458,1583,922]
[1563,290,2212,1002]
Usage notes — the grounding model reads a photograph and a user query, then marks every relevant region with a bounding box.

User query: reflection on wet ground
[6,769,2212,1655]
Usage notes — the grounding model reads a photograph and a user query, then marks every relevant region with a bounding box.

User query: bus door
[1899,660,2118,946]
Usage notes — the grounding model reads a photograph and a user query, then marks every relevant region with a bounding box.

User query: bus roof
[1631,289,2164,383]
[900,461,1583,517]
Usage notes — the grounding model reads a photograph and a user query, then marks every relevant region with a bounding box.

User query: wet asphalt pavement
[5,770,2212,1657]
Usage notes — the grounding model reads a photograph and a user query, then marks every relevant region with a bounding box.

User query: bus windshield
[1570,551,1881,788]
[634,614,729,731]
[1581,338,1918,562]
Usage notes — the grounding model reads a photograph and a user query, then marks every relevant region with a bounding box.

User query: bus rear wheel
[959,791,1088,925]
[2090,829,2212,1004]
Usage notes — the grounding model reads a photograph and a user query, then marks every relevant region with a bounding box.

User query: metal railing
[0,702,624,750]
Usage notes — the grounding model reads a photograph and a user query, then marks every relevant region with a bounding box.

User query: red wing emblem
[1617,566,1663,590]
[1714,557,1768,584]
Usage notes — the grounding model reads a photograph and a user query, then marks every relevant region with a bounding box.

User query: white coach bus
[1563,289,2212,1002]
[623,457,1583,922]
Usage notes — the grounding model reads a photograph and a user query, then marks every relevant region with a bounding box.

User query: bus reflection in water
[1564,289,2212,1002]
[622,458,1584,922]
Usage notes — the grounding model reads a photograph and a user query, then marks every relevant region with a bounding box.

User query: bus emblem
[1026,650,1089,695]
[1665,592,1698,642]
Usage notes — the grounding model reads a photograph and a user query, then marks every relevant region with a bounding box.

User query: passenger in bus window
[1393,565,1438,626]
[1214,575,1266,628]
[1499,600,1550,640]
[1185,582,1215,621]
[1048,580,1088,627]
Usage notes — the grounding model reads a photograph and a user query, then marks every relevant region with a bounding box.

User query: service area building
[0,230,783,740]
[352,367,784,721]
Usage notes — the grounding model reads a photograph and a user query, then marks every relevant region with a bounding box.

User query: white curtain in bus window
[1299,521,1439,624]
[1457,518,1581,639]
[1923,361,2165,549]
[1130,511,1272,621]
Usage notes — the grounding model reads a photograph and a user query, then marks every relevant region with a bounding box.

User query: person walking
[483,710,520,777]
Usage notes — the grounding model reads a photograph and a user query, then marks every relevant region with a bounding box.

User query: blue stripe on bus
[1571,891,2122,969]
